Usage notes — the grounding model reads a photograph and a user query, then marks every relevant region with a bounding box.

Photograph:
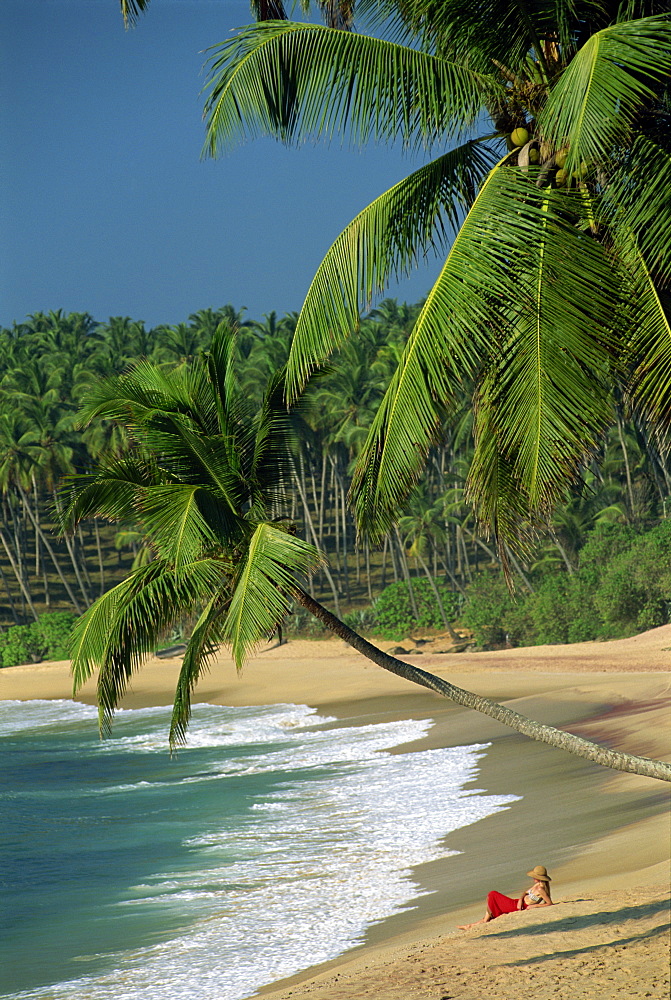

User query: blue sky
[2,1,441,329]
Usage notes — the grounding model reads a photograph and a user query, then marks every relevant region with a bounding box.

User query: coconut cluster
[509,126,590,188]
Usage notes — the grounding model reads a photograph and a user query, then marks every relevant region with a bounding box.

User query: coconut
[511,127,529,147]
[529,148,540,163]
[555,149,568,168]
[555,168,568,186]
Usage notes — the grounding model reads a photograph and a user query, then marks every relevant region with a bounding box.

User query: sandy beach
[2,625,670,999]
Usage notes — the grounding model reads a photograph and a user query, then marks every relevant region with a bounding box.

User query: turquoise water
[1,699,520,1000]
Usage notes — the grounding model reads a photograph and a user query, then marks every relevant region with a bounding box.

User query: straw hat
[527,865,552,881]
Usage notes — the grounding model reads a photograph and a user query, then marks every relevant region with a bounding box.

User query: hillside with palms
[1,304,668,636]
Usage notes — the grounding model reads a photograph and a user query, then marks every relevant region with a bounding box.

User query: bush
[0,612,78,667]
[529,575,571,644]
[565,577,601,643]
[461,574,535,647]
[372,578,462,641]
[462,521,671,649]
[593,520,671,633]
[282,607,328,638]
[342,606,378,634]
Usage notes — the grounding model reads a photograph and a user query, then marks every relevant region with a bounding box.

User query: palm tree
[62,323,323,741]
[61,325,670,781]
[118,1,354,30]
[202,2,671,568]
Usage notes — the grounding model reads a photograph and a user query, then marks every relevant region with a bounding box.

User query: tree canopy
[203,1,671,567]
[57,322,671,781]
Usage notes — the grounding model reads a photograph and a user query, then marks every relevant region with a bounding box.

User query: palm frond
[352,165,619,538]
[250,0,288,20]
[78,360,196,429]
[203,22,497,157]
[120,0,150,28]
[606,135,671,285]
[151,420,247,509]
[138,484,241,567]
[465,400,536,571]
[539,14,671,174]
[358,0,562,72]
[486,191,616,512]
[58,458,157,530]
[618,235,671,436]
[205,322,246,440]
[70,558,227,735]
[286,139,499,398]
[351,154,518,535]
[222,522,323,668]
[250,366,296,505]
[169,595,228,748]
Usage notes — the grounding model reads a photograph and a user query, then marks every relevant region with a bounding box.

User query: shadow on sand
[483,897,669,966]
[486,897,670,940]
[500,922,667,966]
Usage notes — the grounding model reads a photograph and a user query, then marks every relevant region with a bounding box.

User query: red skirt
[487,891,526,919]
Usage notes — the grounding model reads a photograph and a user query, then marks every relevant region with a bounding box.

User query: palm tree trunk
[339,475,350,601]
[6,495,27,607]
[0,525,39,621]
[462,526,499,568]
[460,526,473,582]
[616,413,636,519]
[0,558,20,624]
[394,526,419,618]
[297,451,310,545]
[94,518,106,597]
[389,534,400,583]
[552,532,575,574]
[329,457,341,579]
[455,522,463,579]
[308,458,321,543]
[33,478,41,577]
[380,534,388,590]
[503,543,535,594]
[291,586,671,783]
[78,526,95,594]
[437,553,467,597]
[364,540,373,603]
[290,457,342,617]
[318,450,328,545]
[414,549,460,641]
[50,491,91,606]
[17,488,83,614]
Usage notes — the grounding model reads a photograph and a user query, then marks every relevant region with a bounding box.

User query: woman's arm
[525,886,553,908]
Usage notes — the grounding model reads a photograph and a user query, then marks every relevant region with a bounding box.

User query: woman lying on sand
[458,865,553,929]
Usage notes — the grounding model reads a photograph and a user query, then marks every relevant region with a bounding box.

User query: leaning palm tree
[202,1,671,566]
[62,325,670,781]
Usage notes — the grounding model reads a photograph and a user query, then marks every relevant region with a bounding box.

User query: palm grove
[4,1,671,779]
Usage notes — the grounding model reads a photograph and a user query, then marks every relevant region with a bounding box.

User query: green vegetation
[204,2,671,566]
[60,327,670,780]
[1,305,668,641]
[373,579,462,642]
[3,2,670,780]
[0,612,77,667]
[462,522,671,648]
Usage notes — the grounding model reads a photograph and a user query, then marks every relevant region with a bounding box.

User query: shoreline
[254,674,670,998]
[2,627,670,998]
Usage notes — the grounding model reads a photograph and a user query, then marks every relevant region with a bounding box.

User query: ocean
[1,699,520,1000]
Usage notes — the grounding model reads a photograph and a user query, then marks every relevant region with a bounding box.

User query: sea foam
[2,700,519,1000]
